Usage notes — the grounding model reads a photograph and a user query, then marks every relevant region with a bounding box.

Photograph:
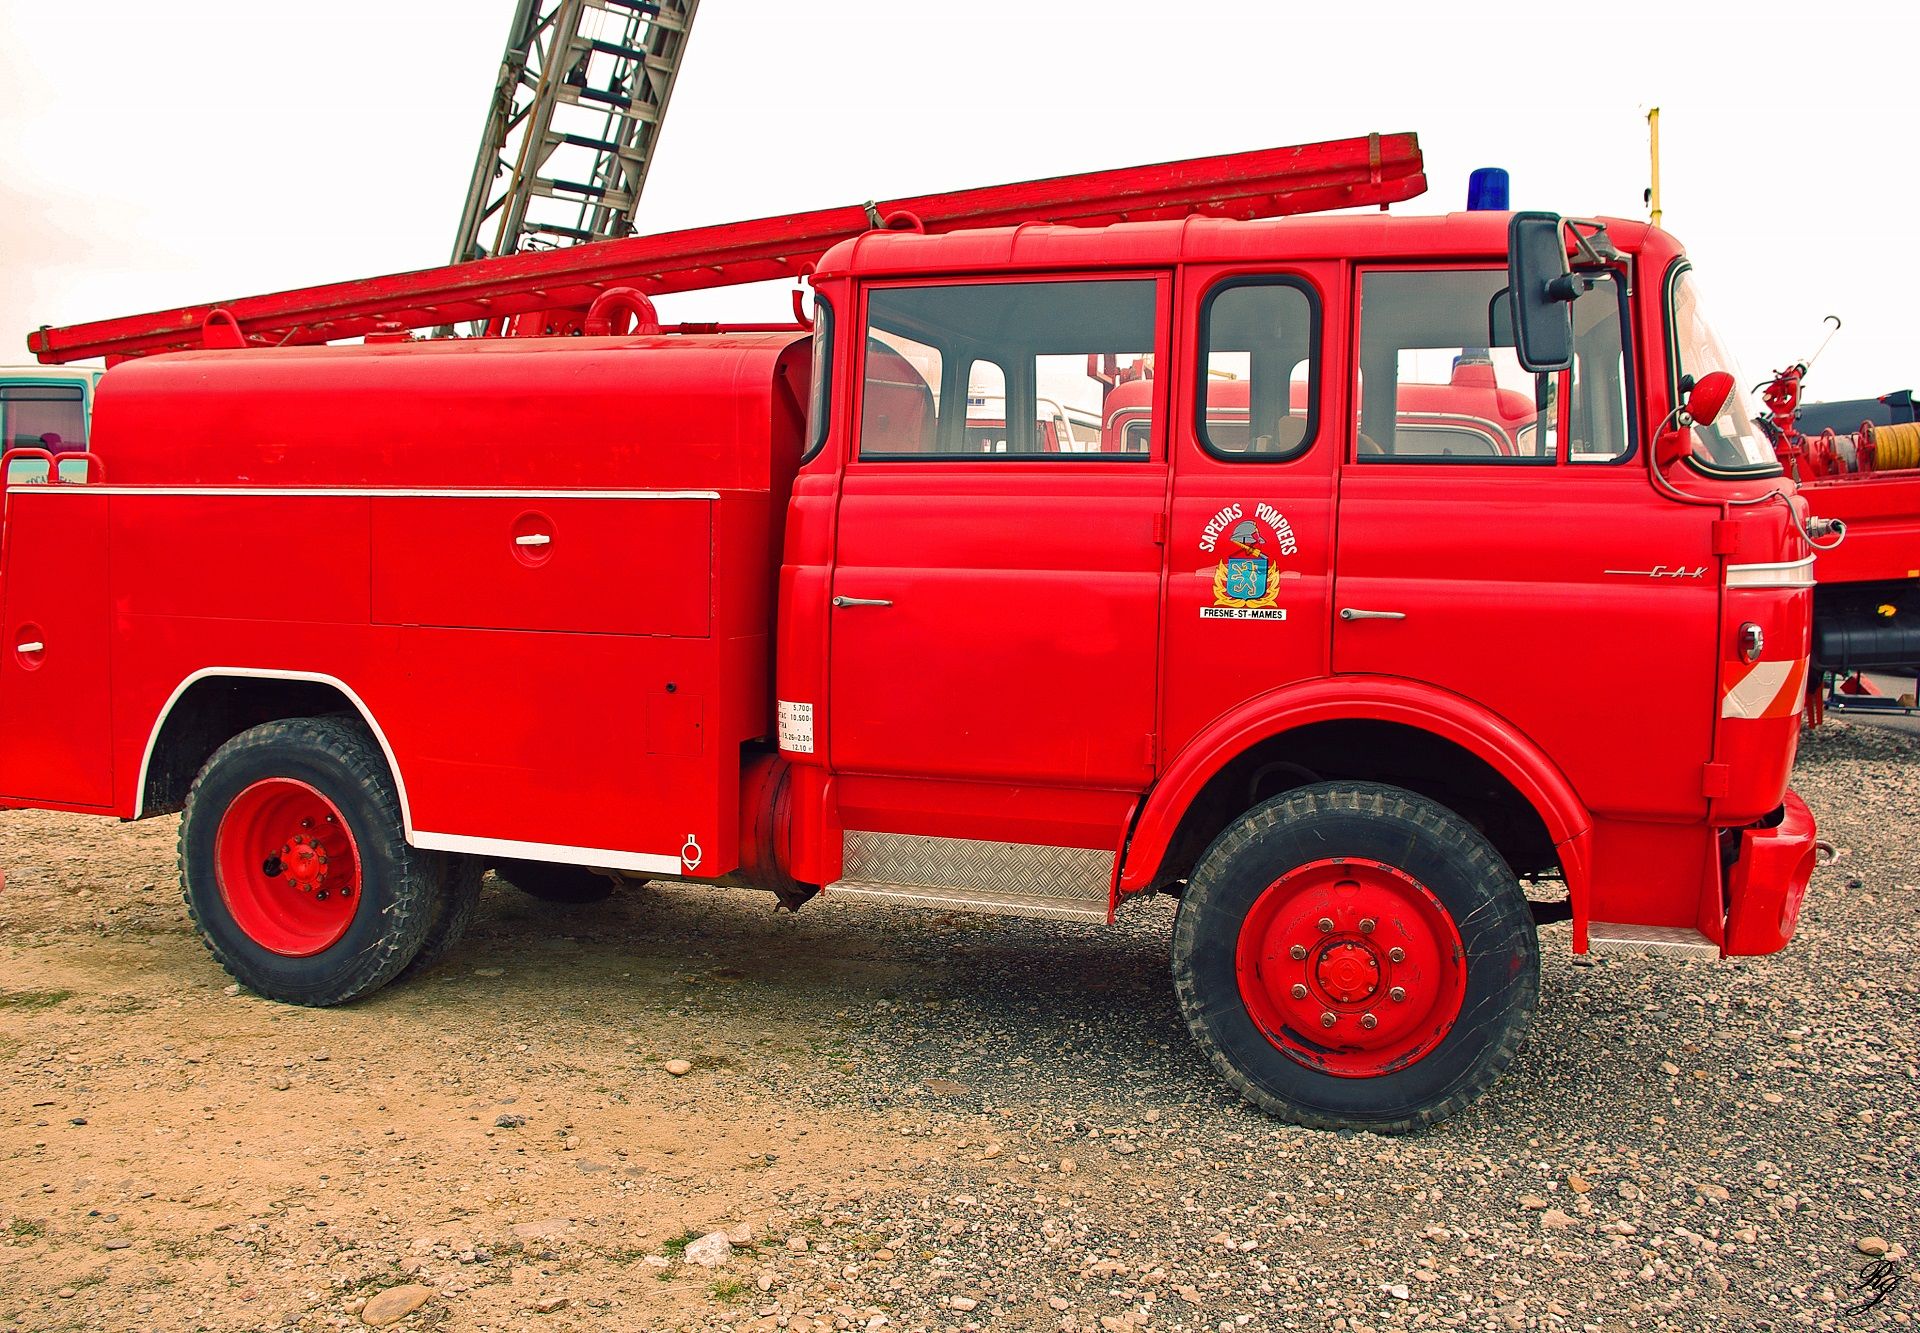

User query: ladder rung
[573,86,633,110]
[554,131,626,154]
[586,38,649,62]
[542,177,611,199]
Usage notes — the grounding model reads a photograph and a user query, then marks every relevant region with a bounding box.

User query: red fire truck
[1758,358,1920,713]
[2,137,1823,1130]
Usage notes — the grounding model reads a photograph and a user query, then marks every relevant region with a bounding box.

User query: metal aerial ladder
[450,0,700,263]
[28,133,1426,364]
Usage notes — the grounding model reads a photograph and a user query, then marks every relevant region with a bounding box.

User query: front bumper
[1722,790,1817,956]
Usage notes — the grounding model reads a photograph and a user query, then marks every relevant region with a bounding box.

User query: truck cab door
[824,274,1171,871]
[1332,265,1718,851]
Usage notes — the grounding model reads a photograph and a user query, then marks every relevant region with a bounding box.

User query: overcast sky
[1,1,1912,402]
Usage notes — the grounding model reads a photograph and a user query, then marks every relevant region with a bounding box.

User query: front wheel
[1172,782,1537,1132]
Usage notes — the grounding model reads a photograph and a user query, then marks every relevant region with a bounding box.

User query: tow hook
[1814,839,1837,866]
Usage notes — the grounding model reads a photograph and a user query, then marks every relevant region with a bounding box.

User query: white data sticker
[777,700,815,754]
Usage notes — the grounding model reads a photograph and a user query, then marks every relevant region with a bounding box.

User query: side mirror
[1654,371,1738,468]
[1684,370,1735,427]
[1507,212,1576,372]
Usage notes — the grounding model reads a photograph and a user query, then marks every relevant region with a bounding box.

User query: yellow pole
[1647,107,1662,228]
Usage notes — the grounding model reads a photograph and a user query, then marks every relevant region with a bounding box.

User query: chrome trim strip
[10,486,720,500]
[1726,555,1817,589]
[413,830,682,876]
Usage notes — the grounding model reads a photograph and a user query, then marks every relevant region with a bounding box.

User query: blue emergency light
[1466,168,1510,211]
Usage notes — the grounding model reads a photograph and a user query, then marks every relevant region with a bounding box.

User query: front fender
[1121,675,1594,907]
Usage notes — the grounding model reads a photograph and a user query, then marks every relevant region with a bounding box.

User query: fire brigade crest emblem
[1198,502,1297,620]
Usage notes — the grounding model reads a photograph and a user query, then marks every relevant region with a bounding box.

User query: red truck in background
[1,139,1824,1131]
[1757,361,1920,714]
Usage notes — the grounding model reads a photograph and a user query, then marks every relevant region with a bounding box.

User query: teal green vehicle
[2,366,102,483]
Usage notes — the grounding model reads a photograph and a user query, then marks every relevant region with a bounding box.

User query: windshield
[1668,267,1777,471]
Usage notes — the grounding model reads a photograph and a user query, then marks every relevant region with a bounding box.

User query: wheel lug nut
[1388,947,1406,963]
[1289,944,1308,960]
[1316,917,1334,934]
[1290,983,1308,1000]
[1319,1011,1337,1028]
[1360,1013,1378,1030]
[1389,986,1407,1003]
[1359,918,1376,934]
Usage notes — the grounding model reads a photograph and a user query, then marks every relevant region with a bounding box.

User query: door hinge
[1701,762,1730,799]
[1150,512,1167,545]
[1711,519,1740,557]
[1142,733,1157,765]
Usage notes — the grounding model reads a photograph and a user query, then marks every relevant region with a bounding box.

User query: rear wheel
[494,858,617,904]
[179,717,438,1005]
[1172,781,1537,1132]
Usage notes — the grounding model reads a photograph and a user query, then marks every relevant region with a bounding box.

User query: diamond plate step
[826,831,1111,923]
[825,882,1109,923]
[1586,923,1719,959]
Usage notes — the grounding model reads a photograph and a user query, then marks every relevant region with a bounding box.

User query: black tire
[494,857,617,904]
[179,716,437,1006]
[403,853,486,977]
[1172,781,1538,1133]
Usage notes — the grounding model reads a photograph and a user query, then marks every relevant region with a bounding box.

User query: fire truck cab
[0,206,1820,1131]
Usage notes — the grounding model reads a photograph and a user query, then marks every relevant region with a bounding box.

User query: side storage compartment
[370,493,727,872]
[0,487,115,808]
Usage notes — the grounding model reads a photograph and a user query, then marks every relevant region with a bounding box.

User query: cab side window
[1197,279,1317,459]
[858,279,1158,459]
[1355,268,1630,464]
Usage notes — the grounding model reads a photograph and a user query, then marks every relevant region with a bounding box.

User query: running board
[825,831,1112,923]
[1585,923,1720,960]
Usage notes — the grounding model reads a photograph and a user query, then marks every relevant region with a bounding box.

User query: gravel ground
[0,721,1913,1332]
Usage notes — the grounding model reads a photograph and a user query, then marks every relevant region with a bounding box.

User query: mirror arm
[1562,219,1622,265]
[1544,273,1589,304]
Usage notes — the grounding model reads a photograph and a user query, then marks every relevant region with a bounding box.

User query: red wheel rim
[214,778,362,957]
[1235,856,1466,1078]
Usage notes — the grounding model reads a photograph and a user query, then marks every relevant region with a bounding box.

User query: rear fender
[1122,676,1594,932]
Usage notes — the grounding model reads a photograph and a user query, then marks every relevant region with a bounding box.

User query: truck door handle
[514,533,551,547]
[832,596,893,609]
[15,640,45,654]
[1339,608,1406,621]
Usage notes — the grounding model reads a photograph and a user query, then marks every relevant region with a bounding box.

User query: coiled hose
[1873,421,1920,472]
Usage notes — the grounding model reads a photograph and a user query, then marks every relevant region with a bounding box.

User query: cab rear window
[859,279,1158,459]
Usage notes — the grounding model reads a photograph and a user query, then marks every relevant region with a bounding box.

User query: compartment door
[0,489,114,807]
